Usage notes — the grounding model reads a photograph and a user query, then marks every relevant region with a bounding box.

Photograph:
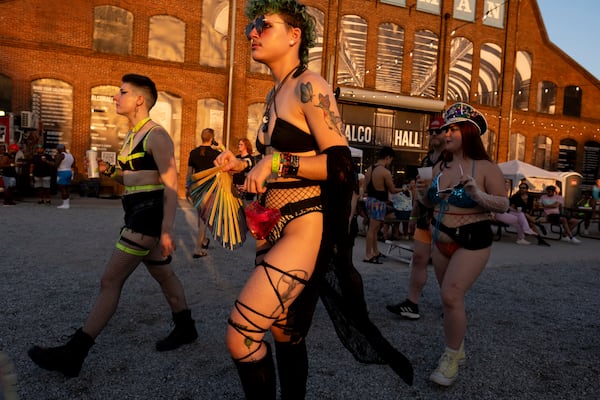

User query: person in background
[386,117,446,320]
[233,138,256,206]
[215,1,413,397]
[54,143,76,209]
[416,102,509,386]
[363,146,400,263]
[29,144,54,204]
[186,128,222,258]
[576,190,595,235]
[591,178,600,201]
[508,182,549,245]
[385,180,412,241]
[539,185,581,243]
[0,143,20,206]
[28,73,198,378]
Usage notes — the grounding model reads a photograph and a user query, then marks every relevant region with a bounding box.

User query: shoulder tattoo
[300,82,343,136]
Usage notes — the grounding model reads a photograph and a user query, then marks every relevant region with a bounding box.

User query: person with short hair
[186,127,221,258]
[0,143,20,205]
[29,144,54,204]
[387,116,446,319]
[28,73,198,378]
[54,143,76,209]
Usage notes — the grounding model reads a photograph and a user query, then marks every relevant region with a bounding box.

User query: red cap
[429,117,445,130]
[8,143,19,152]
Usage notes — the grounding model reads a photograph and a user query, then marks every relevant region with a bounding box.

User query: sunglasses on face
[519,186,528,190]
[245,15,287,39]
[429,129,443,135]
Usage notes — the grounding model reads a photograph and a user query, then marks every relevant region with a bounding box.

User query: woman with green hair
[216,0,412,398]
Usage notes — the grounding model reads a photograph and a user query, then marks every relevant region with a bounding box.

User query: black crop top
[256,118,318,154]
[118,127,159,171]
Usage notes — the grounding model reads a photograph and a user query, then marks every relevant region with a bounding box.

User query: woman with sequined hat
[416,102,509,386]
[215,0,412,398]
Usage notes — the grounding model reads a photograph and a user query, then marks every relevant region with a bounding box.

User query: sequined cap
[442,102,488,135]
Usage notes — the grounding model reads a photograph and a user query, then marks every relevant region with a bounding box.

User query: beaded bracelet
[278,152,300,177]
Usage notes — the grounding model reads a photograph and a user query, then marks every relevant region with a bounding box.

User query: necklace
[261,65,302,132]
[123,116,151,152]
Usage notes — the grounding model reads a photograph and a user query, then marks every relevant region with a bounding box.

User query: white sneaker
[570,237,581,244]
[516,239,531,245]
[561,236,571,242]
[524,229,537,236]
[57,204,70,209]
[430,348,461,386]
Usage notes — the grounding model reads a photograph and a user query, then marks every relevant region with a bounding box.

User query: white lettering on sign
[345,124,372,143]
[455,0,473,13]
[485,0,501,19]
[419,0,440,5]
[393,130,422,148]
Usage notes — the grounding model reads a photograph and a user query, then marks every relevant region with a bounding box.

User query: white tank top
[57,152,74,171]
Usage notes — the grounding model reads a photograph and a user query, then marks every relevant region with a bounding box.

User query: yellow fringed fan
[188,166,247,250]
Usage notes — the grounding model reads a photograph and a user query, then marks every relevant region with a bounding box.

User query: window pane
[93,6,132,55]
[200,0,229,68]
[337,15,367,87]
[149,15,185,62]
[477,43,501,106]
[447,36,473,103]
[513,51,531,111]
[537,81,556,114]
[410,29,438,98]
[376,23,404,93]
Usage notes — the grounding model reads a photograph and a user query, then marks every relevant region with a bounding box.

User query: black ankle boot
[275,340,308,400]
[28,328,95,377]
[234,342,276,400]
[156,309,198,352]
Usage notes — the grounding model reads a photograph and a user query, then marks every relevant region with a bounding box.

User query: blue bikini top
[427,161,478,208]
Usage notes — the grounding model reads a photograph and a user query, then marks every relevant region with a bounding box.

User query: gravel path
[1,197,599,399]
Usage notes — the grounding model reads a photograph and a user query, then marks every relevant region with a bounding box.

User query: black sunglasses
[245,15,288,39]
[429,129,443,135]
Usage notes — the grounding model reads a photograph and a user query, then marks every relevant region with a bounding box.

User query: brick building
[1,0,599,198]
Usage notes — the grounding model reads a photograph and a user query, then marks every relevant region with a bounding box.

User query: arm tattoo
[300,82,343,136]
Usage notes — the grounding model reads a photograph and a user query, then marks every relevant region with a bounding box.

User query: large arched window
[533,135,552,170]
[558,138,577,171]
[410,29,438,98]
[93,6,133,55]
[247,103,265,151]
[200,0,229,68]
[31,79,73,150]
[477,43,501,107]
[376,22,404,93]
[90,85,127,163]
[153,92,183,170]
[337,15,367,87]
[537,81,556,114]
[563,85,582,117]
[149,15,185,62]
[513,50,531,111]
[508,132,526,162]
[447,36,473,103]
[582,141,600,185]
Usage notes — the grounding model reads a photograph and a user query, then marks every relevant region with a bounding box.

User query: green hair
[245,0,316,67]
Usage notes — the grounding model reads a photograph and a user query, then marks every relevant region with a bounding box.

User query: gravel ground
[1,197,599,399]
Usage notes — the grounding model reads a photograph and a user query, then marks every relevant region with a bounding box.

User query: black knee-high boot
[28,328,95,377]
[156,309,198,351]
[233,342,276,400]
[275,339,308,400]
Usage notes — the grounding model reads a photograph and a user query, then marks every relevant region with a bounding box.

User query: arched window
[31,79,73,150]
[537,81,556,114]
[152,92,183,170]
[337,15,367,87]
[149,15,185,62]
[513,50,531,111]
[90,85,128,162]
[93,6,133,55]
[247,103,266,149]
[533,135,551,170]
[477,43,501,107]
[508,132,526,161]
[582,141,600,185]
[558,138,577,171]
[447,36,473,103]
[563,85,582,117]
[410,29,438,98]
[200,0,229,68]
[376,22,404,93]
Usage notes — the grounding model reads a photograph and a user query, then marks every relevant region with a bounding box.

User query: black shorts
[121,190,164,237]
[434,219,493,250]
